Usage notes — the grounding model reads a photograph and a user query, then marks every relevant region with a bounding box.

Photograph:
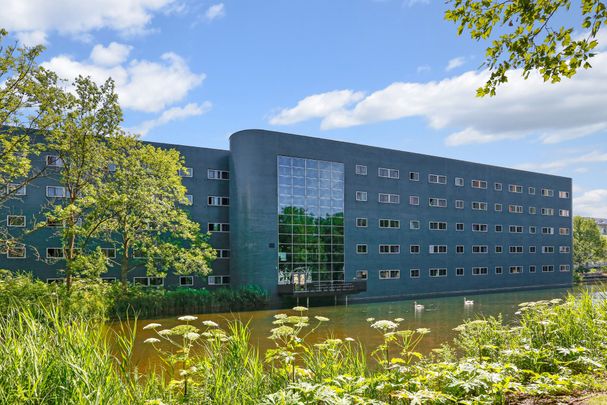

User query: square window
[179,276,194,286]
[355,165,367,175]
[455,177,464,187]
[355,191,368,201]
[456,267,464,276]
[409,220,420,230]
[456,223,464,231]
[356,244,368,254]
[410,269,420,278]
[494,182,502,191]
[409,172,419,181]
[356,270,368,280]
[409,195,420,206]
[356,218,368,227]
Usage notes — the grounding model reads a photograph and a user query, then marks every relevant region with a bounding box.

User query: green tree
[91,134,216,288]
[42,76,120,289]
[445,0,606,96]
[573,216,606,271]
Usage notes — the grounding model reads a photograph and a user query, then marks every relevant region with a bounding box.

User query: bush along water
[141,292,607,404]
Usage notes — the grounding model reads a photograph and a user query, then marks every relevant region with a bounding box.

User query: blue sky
[1,0,606,217]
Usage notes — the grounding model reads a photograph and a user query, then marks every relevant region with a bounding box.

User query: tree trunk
[121,239,130,290]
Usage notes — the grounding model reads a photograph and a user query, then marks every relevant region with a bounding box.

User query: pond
[113,285,592,371]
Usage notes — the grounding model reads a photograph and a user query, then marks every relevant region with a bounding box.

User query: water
[114,286,588,371]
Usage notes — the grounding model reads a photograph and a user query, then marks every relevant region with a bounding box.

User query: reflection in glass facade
[277,156,344,286]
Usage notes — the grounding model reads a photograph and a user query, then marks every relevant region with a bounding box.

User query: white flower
[345,337,355,342]
[394,318,404,323]
[314,316,329,322]
[184,332,200,340]
[371,320,398,331]
[202,320,219,327]
[274,313,288,319]
[158,329,172,336]
[178,315,198,322]
[144,338,160,344]
[416,328,431,335]
[143,323,162,330]
[366,317,375,322]
[292,306,308,312]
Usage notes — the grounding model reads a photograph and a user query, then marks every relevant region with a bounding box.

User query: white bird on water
[464,297,474,305]
[414,301,424,311]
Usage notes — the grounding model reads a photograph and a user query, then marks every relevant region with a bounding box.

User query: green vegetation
[574,216,607,272]
[445,0,606,96]
[3,273,607,404]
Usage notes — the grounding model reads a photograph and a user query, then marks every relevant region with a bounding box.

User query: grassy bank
[2,273,607,403]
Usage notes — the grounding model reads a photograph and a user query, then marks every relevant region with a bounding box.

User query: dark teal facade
[1,129,573,301]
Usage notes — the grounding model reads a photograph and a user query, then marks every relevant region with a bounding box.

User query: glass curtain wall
[277,156,344,287]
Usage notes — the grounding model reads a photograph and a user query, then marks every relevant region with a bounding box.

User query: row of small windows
[355,218,570,236]
[5,246,231,259]
[355,244,571,255]
[355,192,570,217]
[359,264,571,280]
[354,165,570,199]
[42,275,229,287]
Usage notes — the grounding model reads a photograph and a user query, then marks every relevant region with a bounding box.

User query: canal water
[116,286,591,371]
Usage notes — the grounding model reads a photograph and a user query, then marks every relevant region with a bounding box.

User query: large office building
[1,129,573,302]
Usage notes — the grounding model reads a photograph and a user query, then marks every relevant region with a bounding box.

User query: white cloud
[15,30,47,46]
[517,151,607,172]
[445,56,465,71]
[90,42,133,66]
[205,3,225,21]
[270,90,365,126]
[134,101,212,135]
[43,49,205,113]
[269,52,607,146]
[0,0,174,40]
[574,189,607,218]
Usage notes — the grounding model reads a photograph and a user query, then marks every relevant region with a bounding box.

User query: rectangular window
[410,245,420,254]
[46,155,64,167]
[356,270,368,280]
[184,194,193,205]
[472,223,488,232]
[559,209,570,217]
[379,219,400,228]
[509,184,523,193]
[472,201,488,211]
[46,186,66,198]
[495,224,503,232]
[356,218,368,227]
[529,265,536,273]
[428,197,447,208]
[455,177,464,187]
[541,227,554,235]
[429,245,448,254]
[456,223,464,231]
[379,244,400,254]
[179,167,193,177]
[208,275,230,285]
[410,269,420,278]
[379,270,400,279]
[429,268,448,277]
[509,246,524,254]
[378,167,399,179]
[355,165,367,175]
[7,244,26,259]
[509,266,523,274]
[179,276,194,286]
[542,246,555,254]
[472,245,488,254]
[471,179,487,189]
[429,221,448,230]
[529,246,537,253]
[6,183,26,196]
[542,265,555,273]
[409,220,420,230]
[509,225,524,233]
[46,278,65,284]
[208,196,230,206]
[101,248,116,258]
[494,182,502,191]
[528,187,536,195]
[494,203,502,212]
[529,226,537,234]
[46,248,64,259]
[455,200,464,209]
[472,267,488,275]
[409,171,419,181]
[456,267,464,276]
[208,223,230,232]
[456,245,464,254]
[7,215,25,227]
[495,245,503,253]
[378,193,400,204]
[409,195,420,206]
[560,264,571,272]
[541,208,555,216]
[541,188,554,197]
[428,174,447,184]
[207,169,229,180]
[495,266,503,274]
[356,244,368,254]
[217,249,230,259]
[355,191,368,201]
[508,204,523,214]
[559,227,570,236]
[559,191,570,199]
[559,246,571,253]
[528,206,537,215]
